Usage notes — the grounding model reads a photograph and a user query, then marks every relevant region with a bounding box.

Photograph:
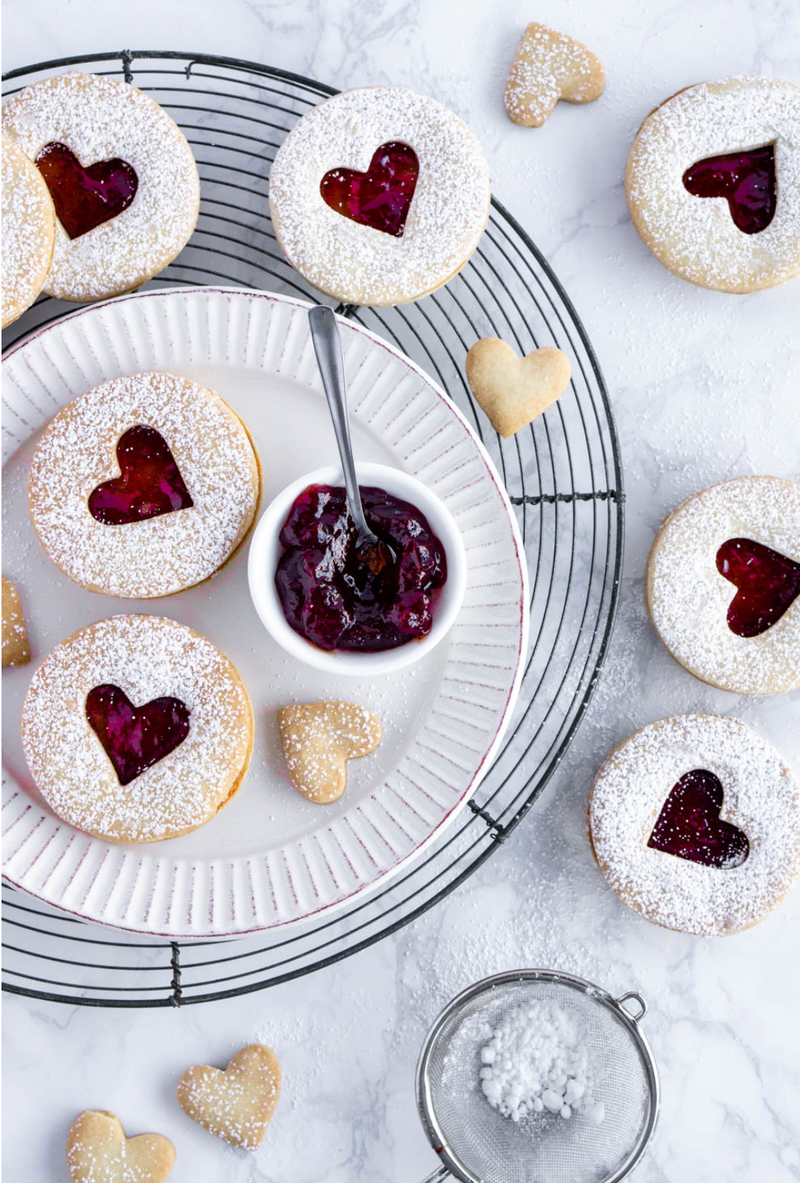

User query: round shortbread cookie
[588,715,800,936]
[646,476,800,696]
[626,77,800,293]
[1,134,55,327]
[2,72,199,302]
[22,615,254,843]
[269,86,491,306]
[28,371,261,599]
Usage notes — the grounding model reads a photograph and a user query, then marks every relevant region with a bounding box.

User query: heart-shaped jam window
[35,141,138,240]
[88,425,193,525]
[682,144,776,235]
[320,141,419,238]
[86,684,190,786]
[648,769,749,868]
[716,537,800,638]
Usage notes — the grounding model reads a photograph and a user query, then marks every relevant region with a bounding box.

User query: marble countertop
[3,0,800,1180]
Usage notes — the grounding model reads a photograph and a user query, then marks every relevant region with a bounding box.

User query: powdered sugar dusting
[28,371,260,598]
[505,23,604,127]
[2,72,199,302]
[626,77,800,292]
[269,86,491,306]
[1,135,54,327]
[21,614,253,843]
[589,714,800,936]
[646,476,800,695]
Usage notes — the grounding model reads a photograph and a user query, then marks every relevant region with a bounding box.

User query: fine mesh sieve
[415,970,659,1183]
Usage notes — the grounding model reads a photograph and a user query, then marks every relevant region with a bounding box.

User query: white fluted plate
[2,288,527,937]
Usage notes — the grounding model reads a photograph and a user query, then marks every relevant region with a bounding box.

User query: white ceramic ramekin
[247,462,467,675]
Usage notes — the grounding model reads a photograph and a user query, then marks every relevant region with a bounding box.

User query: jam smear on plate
[85,684,190,786]
[320,141,419,238]
[716,537,800,638]
[88,425,194,526]
[35,141,138,239]
[682,144,776,235]
[648,768,749,868]
[275,484,447,652]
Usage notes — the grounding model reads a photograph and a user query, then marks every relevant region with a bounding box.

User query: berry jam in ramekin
[275,484,447,652]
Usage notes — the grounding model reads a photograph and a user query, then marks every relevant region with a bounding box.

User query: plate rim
[2,285,529,938]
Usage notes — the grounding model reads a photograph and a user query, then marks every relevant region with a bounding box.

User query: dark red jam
[85,684,190,786]
[648,769,749,869]
[682,144,776,235]
[88,425,193,525]
[716,537,800,638]
[320,141,419,238]
[35,141,138,240]
[275,484,447,652]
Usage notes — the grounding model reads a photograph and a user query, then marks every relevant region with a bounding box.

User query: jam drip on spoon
[320,141,419,238]
[682,144,776,235]
[716,537,800,638]
[275,484,447,652]
[648,769,749,868]
[35,141,138,239]
[88,425,194,526]
[85,684,190,786]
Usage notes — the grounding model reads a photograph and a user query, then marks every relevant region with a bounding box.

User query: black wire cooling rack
[2,50,623,1007]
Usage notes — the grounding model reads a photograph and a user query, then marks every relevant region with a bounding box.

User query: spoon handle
[308,305,371,537]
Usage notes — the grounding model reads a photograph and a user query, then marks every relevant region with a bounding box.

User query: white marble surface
[3,0,800,1179]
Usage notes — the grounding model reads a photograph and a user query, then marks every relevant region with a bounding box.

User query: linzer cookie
[465,338,570,437]
[626,77,800,292]
[504,23,604,128]
[2,72,200,302]
[646,476,800,695]
[177,1044,281,1150]
[279,701,382,803]
[66,1110,175,1183]
[269,86,491,305]
[28,371,261,599]
[588,715,800,935]
[21,615,253,843]
[1,135,55,327]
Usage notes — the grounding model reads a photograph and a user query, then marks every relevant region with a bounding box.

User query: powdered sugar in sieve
[416,969,659,1183]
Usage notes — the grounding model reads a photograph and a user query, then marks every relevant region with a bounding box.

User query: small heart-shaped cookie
[465,338,571,438]
[505,22,605,127]
[279,702,382,804]
[67,1110,175,1183]
[177,1044,281,1151]
[2,575,30,667]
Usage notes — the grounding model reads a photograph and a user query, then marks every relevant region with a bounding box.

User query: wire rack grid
[1,50,623,1006]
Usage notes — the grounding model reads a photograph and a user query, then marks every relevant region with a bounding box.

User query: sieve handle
[616,991,648,1023]
[418,1168,451,1183]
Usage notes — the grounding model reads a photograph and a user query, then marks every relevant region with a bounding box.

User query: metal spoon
[308,305,394,574]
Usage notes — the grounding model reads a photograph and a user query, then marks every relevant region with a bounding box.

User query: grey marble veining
[3,1,800,1180]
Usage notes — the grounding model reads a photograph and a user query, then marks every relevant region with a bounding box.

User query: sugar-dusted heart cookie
[177,1044,281,1151]
[2,576,30,668]
[66,1110,175,1183]
[505,22,605,128]
[465,338,571,438]
[279,701,382,804]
